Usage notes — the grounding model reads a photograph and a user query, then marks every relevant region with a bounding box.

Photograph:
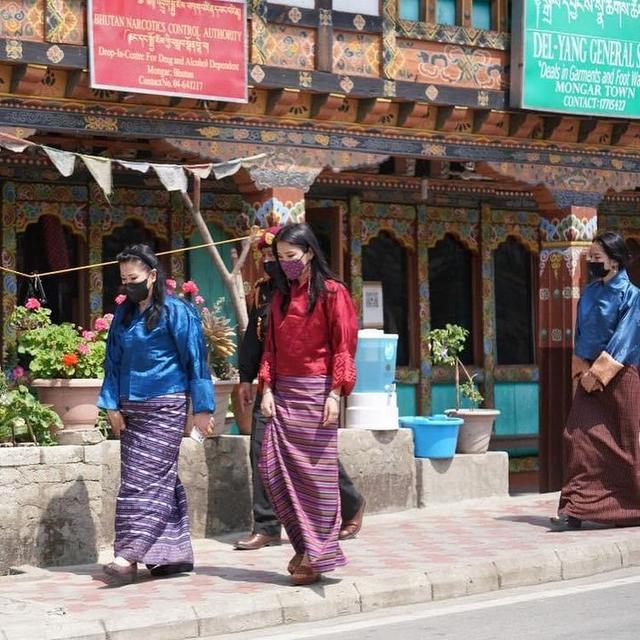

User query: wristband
[328,392,341,402]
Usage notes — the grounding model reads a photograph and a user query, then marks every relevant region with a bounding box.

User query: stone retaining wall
[0,429,507,573]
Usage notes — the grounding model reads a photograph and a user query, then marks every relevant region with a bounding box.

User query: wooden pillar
[316,0,333,73]
[480,203,496,408]
[349,194,363,315]
[417,204,432,415]
[88,184,105,323]
[235,163,322,226]
[169,193,186,282]
[1,182,18,349]
[238,184,306,226]
[538,204,595,492]
[382,0,399,86]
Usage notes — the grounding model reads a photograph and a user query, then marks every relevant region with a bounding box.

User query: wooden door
[306,207,344,280]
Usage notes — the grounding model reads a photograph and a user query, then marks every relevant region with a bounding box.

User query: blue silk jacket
[97,295,215,413]
[575,268,640,365]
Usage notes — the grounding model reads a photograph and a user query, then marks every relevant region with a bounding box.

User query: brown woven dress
[559,365,640,525]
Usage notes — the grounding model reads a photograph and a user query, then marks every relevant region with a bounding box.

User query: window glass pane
[334,0,380,15]
[494,238,534,364]
[472,0,492,29]
[270,0,314,8]
[436,0,457,25]
[362,232,411,367]
[428,235,474,364]
[399,0,421,20]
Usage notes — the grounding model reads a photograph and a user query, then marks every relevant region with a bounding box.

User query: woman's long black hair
[593,231,630,269]
[116,244,166,331]
[272,223,342,313]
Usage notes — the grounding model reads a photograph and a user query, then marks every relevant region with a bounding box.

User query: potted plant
[7,298,112,445]
[428,323,500,454]
[0,370,62,446]
[167,279,238,436]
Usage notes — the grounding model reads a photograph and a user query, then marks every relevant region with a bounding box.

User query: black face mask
[263,261,279,279]
[588,261,610,280]
[125,279,151,303]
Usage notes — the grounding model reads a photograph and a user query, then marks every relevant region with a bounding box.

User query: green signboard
[511,0,640,118]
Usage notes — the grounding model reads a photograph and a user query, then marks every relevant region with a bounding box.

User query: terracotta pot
[31,378,104,445]
[445,408,501,454]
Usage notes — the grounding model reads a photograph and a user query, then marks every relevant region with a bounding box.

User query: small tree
[428,324,483,410]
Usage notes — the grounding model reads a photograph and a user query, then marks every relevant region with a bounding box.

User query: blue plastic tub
[354,331,398,393]
[399,414,463,459]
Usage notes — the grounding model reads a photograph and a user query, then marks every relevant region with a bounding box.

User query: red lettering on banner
[88,0,247,102]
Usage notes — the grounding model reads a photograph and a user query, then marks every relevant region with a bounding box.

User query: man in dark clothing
[235,226,366,550]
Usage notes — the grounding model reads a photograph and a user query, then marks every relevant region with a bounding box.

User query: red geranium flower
[62,353,79,367]
[25,298,41,310]
[181,280,199,295]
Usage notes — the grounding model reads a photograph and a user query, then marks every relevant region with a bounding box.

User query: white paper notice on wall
[362,281,384,329]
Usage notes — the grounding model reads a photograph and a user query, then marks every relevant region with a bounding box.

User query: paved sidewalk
[3,492,640,639]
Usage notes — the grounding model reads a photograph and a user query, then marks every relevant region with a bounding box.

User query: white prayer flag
[153,164,188,193]
[81,155,113,198]
[42,146,76,177]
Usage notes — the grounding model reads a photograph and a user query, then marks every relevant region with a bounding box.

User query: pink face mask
[280,256,306,280]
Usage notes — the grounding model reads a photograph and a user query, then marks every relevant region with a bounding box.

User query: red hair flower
[115,294,127,305]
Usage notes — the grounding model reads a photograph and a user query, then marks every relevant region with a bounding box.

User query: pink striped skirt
[259,375,346,573]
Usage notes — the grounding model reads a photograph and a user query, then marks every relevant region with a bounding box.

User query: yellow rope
[0,234,252,279]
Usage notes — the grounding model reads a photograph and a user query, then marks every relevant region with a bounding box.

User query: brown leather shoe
[339,498,366,540]
[234,532,282,550]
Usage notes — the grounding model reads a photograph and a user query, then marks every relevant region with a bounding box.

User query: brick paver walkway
[2,492,640,635]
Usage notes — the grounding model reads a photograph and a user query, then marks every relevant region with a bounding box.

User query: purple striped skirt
[116,393,193,566]
[259,375,346,573]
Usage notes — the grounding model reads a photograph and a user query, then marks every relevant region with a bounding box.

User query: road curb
[3,535,640,639]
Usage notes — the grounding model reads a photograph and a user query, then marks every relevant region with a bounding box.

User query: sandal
[103,561,137,585]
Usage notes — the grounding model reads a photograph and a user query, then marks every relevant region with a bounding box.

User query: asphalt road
[213,567,640,640]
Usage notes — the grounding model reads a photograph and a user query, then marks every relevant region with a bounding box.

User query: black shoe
[549,514,582,531]
[146,562,194,577]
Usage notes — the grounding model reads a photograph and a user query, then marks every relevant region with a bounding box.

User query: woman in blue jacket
[98,244,214,583]
[551,231,640,531]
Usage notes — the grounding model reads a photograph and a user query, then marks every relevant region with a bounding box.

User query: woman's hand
[107,410,126,438]
[322,392,341,427]
[238,382,254,408]
[193,412,214,437]
[261,388,276,418]
[580,370,603,394]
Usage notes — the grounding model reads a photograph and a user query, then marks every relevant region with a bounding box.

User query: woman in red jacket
[259,223,358,586]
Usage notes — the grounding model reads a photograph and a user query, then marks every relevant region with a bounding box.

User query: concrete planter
[445,408,500,454]
[31,378,104,445]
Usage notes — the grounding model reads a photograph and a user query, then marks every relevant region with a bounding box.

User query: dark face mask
[263,261,279,280]
[125,279,151,303]
[588,261,610,280]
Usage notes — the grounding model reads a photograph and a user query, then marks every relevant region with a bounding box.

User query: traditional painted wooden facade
[2,0,640,490]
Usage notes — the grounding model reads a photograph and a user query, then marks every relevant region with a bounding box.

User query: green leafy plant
[166,280,238,380]
[428,324,484,409]
[0,372,61,446]
[8,299,112,379]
